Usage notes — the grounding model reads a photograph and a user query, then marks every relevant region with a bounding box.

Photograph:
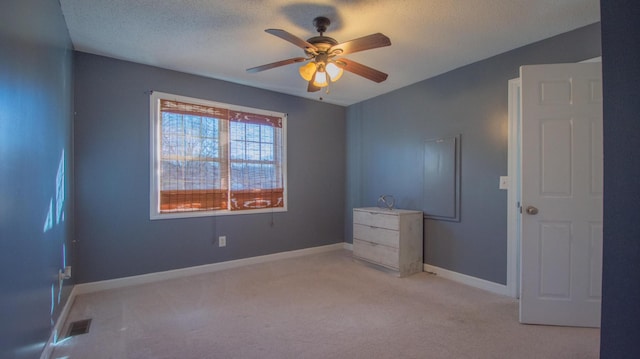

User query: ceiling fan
[246,16,391,93]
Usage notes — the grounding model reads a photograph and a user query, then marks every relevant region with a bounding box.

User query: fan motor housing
[305,36,338,56]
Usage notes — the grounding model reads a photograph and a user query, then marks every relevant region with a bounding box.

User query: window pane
[246,142,260,161]
[161,160,185,190]
[246,124,260,142]
[201,138,218,158]
[162,134,182,157]
[185,135,202,158]
[230,122,245,140]
[162,113,182,134]
[184,160,199,189]
[230,140,245,160]
[184,116,201,136]
[201,161,221,188]
[202,118,218,138]
[230,163,277,190]
[261,127,274,143]
[261,144,274,161]
[161,160,222,190]
[161,113,222,191]
[184,160,213,189]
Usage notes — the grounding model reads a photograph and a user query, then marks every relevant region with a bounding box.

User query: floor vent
[66,319,92,337]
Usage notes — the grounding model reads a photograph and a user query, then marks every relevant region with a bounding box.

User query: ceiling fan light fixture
[313,70,328,87]
[326,62,344,82]
[299,62,317,81]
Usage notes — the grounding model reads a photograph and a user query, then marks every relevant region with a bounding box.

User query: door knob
[526,206,539,215]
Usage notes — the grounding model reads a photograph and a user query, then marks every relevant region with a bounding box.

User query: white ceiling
[60,0,600,106]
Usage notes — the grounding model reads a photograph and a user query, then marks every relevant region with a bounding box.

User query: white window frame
[149,91,287,220]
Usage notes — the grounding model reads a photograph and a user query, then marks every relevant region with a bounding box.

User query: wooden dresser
[352,207,424,277]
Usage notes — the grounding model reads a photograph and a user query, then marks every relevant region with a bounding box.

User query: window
[150,92,287,219]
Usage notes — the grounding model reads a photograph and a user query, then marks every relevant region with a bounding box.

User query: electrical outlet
[218,236,226,247]
[58,266,72,281]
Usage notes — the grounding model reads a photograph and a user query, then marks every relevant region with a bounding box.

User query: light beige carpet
[52,249,599,359]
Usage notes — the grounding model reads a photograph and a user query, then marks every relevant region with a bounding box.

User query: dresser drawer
[353,209,399,230]
[353,239,399,270]
[353,223,399,248]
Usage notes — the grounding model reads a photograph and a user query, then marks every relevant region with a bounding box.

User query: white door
[519,63,603,327]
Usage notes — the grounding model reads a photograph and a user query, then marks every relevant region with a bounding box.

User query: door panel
[539,221,572,298]
[541,119,573,195]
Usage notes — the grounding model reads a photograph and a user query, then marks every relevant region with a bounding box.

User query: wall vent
[66,319,92,337]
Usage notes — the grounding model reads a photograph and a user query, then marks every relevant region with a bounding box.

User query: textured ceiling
[60,0,600,106]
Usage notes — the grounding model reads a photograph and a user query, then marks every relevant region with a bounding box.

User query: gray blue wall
[600,1,640,358]
[73,53,346,283]
[0,1,75,358]
[346,23,601,285]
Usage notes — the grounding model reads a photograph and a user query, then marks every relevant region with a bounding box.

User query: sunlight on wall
[41,149,70,332]
[43,149,66,233]
[43,199,54,233]
[56,149,65,224]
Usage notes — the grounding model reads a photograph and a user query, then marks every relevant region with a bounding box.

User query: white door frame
[505,57,602,299]
[506,78,522,298]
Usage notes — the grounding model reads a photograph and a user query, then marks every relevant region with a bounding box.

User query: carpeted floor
[52,249,599,358]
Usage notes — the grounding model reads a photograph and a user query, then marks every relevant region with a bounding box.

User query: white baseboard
[424,264,511,297]
[343,243,509,296]
[76,242,347,295]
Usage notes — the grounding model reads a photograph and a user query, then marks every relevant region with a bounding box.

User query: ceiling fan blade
[330,33,391,55]
[265,29,318,51]
[307,80,321,92]
[246,57,307,73]
[336,58,388,83]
